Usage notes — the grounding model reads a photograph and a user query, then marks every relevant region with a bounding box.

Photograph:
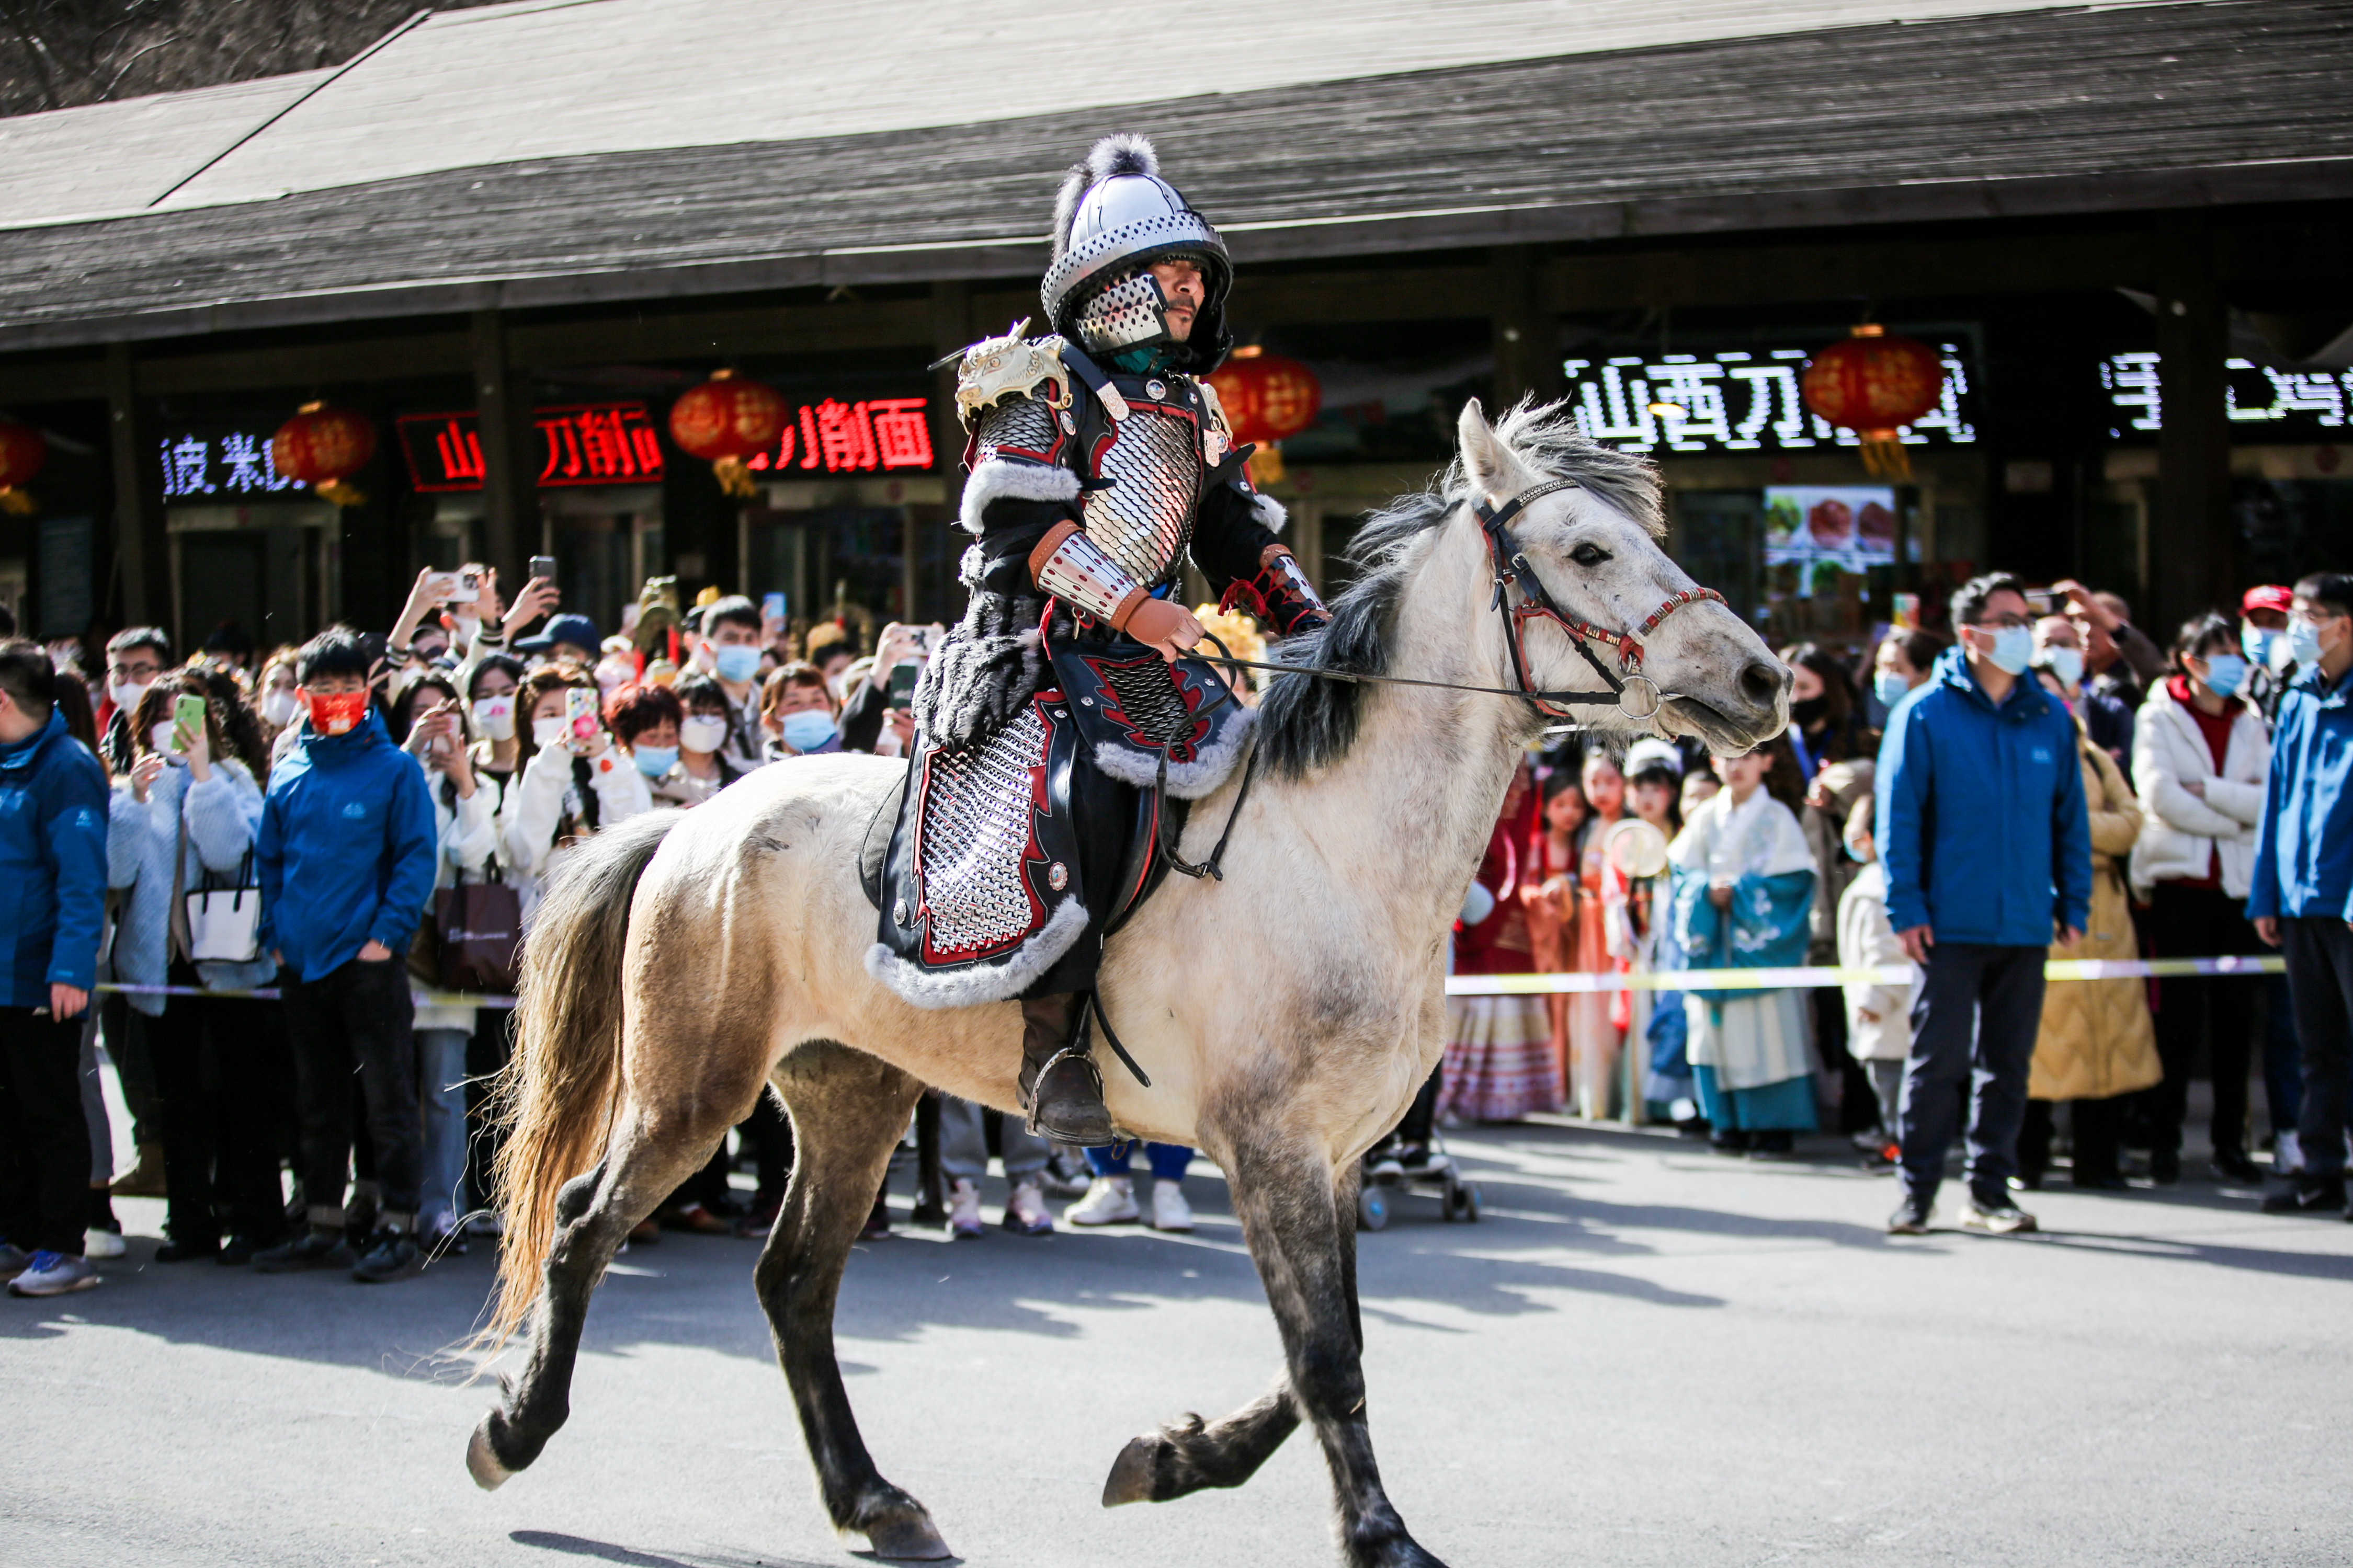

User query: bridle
[1471,477,1727,721]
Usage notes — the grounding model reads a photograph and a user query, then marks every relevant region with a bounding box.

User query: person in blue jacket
[1877,574,2091,1238]
[2250,570,2353,1216]
[251,628,439,1285]
[0,640,111,1298]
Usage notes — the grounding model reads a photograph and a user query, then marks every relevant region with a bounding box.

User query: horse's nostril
[1738,659,1787,709]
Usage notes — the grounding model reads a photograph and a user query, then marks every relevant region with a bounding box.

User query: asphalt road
[6,1119,2349,1568]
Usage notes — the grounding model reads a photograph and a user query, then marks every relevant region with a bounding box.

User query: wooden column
[1490,245,1563,409]
[923,280,972,625]
[2153,218,2231,630]
[470,309,528,583]
[104,342,166,630]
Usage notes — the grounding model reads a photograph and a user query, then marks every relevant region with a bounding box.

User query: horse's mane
[1256,399,1660,780]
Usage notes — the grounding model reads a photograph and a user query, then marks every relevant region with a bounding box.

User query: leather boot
[1019,994,1115,1146]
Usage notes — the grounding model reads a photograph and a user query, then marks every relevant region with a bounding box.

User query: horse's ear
[1457,397,1539,507]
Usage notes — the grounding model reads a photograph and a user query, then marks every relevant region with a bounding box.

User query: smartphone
[761,591,787,623]
[423,570,461,604]
[170,692,208,752]
[530,555,558,584]
[2024,587,2054,616]
[907,625,931,655]
[565,686,599,743]
[453,569,481,602]
[889,662,920,701]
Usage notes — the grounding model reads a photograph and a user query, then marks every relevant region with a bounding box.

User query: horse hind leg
[756,1039,949,1561]
[468,1103,730,1490]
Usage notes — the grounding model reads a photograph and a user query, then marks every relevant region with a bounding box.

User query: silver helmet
[1041,134,1232,370]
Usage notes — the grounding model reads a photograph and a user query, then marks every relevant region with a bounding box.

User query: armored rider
[868,134,1329,1143]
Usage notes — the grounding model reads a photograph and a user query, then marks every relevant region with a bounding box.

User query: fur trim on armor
[913,586,1049,750]
[959,457,1081,537]
[1247,492,1287,536]
[1086,702,1257,799]
[1052,134,1160,259]
[863,897,1094,1011]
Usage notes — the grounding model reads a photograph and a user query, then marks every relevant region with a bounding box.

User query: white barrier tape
[1446,954,2284,995]
[94,981,516,1009]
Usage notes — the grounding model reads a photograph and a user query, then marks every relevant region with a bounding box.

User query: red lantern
[0,418,45,516]
[669,369,788,498]
[1801,325,1945,477]
[1207,348,1321,486]
[271,402,378,506]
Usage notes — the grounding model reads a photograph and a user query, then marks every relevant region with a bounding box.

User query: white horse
[469,398,1790,1567]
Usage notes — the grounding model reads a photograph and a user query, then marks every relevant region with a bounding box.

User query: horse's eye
[1570,542,1611,567]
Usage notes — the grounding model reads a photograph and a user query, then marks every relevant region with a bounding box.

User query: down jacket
[2128,679,2269,899]
[2030,730,2159,1102]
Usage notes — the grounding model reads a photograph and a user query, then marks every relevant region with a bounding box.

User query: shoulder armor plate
[1195,376,1234,466]
[954,320,1073,429]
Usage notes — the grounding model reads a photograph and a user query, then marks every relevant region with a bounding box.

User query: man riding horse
[868,134,1329,1143]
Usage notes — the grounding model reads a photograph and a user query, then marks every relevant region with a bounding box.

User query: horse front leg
[1221,1131,1447,1568]
[758,1040,949,1561]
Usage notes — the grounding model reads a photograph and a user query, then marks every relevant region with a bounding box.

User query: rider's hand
[1124,599,1206,663]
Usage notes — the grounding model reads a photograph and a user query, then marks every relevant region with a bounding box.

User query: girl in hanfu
[1564,750,1629,1118]
[1522,770,1587,1097]
[1671,749,1821,1153]
[1436,760,1561,1123]
[1614,739,1695,1123]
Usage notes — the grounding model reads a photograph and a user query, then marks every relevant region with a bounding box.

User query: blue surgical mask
[1983,625,2034,676]
[1872,670,1911,708]
[2242,624,2279,670]
[2040,646,2085,690]
[714,645,764,684]
[2200,654,2248,699]
[631,744,677,777]
[781,710,837,753]
[2288,615,2324,668]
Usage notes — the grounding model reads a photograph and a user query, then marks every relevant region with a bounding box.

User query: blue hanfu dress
[1669,787,1821,1131]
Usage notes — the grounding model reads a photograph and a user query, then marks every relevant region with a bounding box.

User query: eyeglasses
[1968,615,2032,632]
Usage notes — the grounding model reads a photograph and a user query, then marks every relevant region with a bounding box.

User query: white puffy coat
[2128,680,2270,899]
[1837,862,1913,1063]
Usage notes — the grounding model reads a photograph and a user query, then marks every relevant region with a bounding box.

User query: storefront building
[0,0,2346,660]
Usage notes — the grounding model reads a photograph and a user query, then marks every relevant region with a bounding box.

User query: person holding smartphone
[498,666,651,929]
[684,596,772,773]
[102,673,281,1265]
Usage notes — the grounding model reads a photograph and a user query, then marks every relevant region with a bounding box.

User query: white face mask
[150,722,178,756]
[259,688,300,728]
[679,714,729,755]
[449,615,481,647]
[110,678,152,715]
[471,694,516,741]
[531,714,569,749]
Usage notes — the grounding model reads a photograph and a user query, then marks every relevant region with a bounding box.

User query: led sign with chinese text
[746,398,933,474]
[158,429,301,499]
[396,403,665,492]
[2099,353,2351,440]
[1562,346,1976,456]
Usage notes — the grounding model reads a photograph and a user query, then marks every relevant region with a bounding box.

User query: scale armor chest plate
[1081,397,1203,587]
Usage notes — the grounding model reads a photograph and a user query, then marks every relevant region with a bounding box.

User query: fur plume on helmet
[1051,133,1160,259]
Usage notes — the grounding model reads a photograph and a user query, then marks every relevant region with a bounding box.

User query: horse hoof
[466,1415,514,1492]
[1102,1434,1160,1507]
[860,1511,951,1561]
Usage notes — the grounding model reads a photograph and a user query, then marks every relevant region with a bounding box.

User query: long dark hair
[2169,611,2236,674]
[51,669,103,777]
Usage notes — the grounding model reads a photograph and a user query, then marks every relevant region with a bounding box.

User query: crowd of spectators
[0,566,1179,1298]
[1441,571,2353,1236]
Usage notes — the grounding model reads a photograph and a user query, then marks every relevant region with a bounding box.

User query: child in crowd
[1835,795,1909,1161]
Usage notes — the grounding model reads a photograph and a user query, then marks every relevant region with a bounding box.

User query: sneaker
[1959,1197,2039,1235]
[154,1237,220,1263]
[8,1250,96,1297]
[2213,1147,2261,1183]
[1886,1198,1933,1234]
[218,1233,278,1266]
[947,1178,985,1239]
[1002,1178,1054,1237]
[252,1228,356,1273]
[2274,1130,2304,1177]
[1396,1144,1440,1174]
[1065,1175,1140,1227]
[2261,1176,2347,1216]
[1041,1147,1094,1199]
[662,1202,732,1235]
[0,1242,30,1282]
[351,1229,426,1284]
[1366,1144,1404,1180]
[1150,1180,1193,1233]
[83,1228,127,1261]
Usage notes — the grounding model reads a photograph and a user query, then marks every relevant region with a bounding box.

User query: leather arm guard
[1029,520,1150,632]
[1231,545,1329,637]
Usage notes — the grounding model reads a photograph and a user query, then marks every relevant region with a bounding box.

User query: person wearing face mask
[499,667,652,931]
[2237,584,2298,724]
[2017,648,2157,1192]
[1836,794,1911,1161]
[2127,613,2273,1184]
[648,674,749,807]
[2247,573,2353,1215]
[761,662,843,759]
[96,626,171,776]
[254,648,304,753]
[2032,613,2135,783]
[1876,573,2090,1237]
[687,597,772,774]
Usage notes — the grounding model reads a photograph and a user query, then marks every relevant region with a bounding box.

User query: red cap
[2243,585,2294,615]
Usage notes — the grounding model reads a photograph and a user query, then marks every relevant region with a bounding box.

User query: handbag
[175,811,264,965]
[435,858,522,993]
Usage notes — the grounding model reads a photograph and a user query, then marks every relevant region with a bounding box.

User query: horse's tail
[485,809,680,1347]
